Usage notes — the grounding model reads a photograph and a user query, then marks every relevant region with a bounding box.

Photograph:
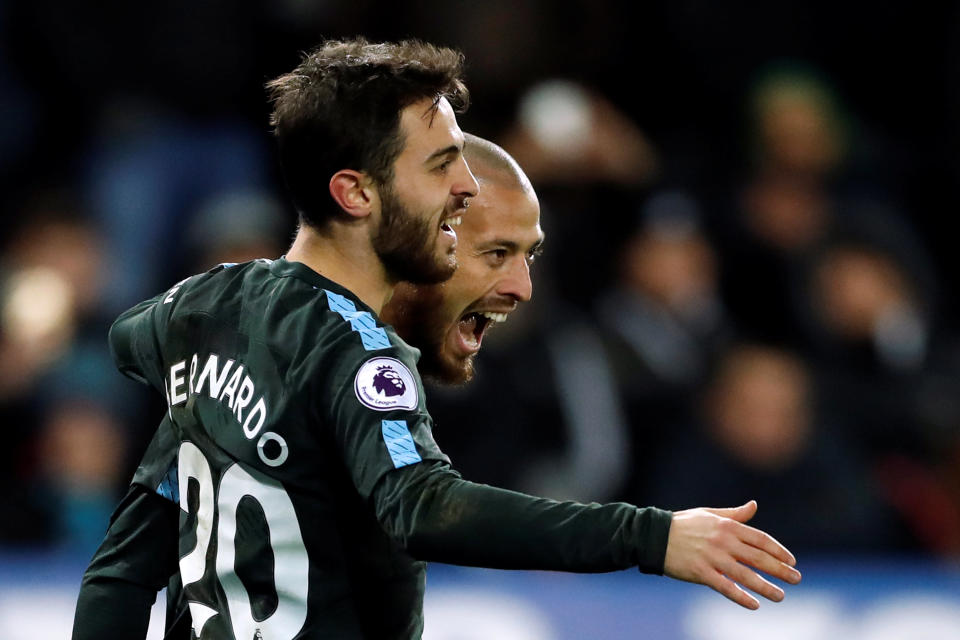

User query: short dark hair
[267,38,469,228]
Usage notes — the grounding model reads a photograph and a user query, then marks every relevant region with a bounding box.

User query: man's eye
[486,249,507,264]
[436,159,452,173]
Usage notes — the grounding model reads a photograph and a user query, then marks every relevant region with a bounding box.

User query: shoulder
[316,288,419,373]
[310,289,423,410]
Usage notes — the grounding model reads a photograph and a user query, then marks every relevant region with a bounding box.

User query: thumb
[702,500,757,522]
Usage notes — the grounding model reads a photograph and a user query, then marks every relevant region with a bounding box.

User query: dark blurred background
[2,0,960,565]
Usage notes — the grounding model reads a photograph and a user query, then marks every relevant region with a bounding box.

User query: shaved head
[463,133,534,195]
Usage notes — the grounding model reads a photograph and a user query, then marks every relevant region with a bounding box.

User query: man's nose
[452,156,479,198]
[499,257,533,303]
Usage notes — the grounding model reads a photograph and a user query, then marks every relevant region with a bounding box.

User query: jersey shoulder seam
[320,288,394,352]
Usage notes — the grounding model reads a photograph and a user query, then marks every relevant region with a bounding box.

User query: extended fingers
[735,523,797,567]
[704,570,760,610]
[722,560,786,602]
[734,539,802,585]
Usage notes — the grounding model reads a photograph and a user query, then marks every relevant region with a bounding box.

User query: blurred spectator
[499,79,660,311]
[599,191,730,386]
[715,64,936,350]
[83,116,271,313]
[809,242,929,375]
[36,400,126,553]
[749,66,848,181]
[426,313,627,503]
[500,79,660,188]
[648,343,910,553]
[184,187,291,273]
[594,190,734,502]
[804,240,960,554]
[0,202,138,551]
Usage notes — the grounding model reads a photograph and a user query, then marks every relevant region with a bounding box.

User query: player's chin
[425,353,474,386]
[434,249,457,280]
[405,251,456,285]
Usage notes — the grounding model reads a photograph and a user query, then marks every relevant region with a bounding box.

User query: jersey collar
[269,257,379,317]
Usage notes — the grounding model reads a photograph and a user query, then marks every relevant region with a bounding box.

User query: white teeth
[480,311,508,323]
[447,215,462,227]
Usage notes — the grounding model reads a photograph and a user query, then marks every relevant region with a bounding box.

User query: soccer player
[71,131,545,639]
[73,40,801,639]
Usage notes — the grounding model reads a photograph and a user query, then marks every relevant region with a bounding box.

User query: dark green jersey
[112,258,446,639]
[107,257,673,640]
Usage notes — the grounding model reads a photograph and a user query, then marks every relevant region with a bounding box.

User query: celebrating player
[73,39,800,640]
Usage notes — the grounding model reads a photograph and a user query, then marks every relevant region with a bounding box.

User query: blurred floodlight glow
[423,588,557,640]
[853,595,960,640]
[683,593,847,640]
[1,267,74,345]
[0,589,77,640]
[519,80,592,156]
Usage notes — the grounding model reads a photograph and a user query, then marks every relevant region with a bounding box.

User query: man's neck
[285,223,395,314]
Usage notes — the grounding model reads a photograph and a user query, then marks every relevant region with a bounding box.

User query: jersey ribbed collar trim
[268,256,379,317]
[268,256,422,361]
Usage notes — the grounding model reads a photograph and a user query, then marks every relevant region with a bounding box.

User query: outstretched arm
[376,464,800,607]
[374,461,672,574]
[664,500,802,609]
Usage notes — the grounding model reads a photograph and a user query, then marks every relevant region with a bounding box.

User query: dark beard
[372,183,456,285]
[383,284,475,385]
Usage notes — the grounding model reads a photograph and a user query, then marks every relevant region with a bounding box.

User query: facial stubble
[372,182,456,285]
[384,283,475,386]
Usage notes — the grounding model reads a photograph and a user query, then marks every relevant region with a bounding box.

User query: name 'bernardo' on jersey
[166,353,289,468]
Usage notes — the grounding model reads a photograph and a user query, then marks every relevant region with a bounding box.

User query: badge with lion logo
[354,357,418,411]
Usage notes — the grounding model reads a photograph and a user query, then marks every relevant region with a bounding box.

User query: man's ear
[329,169,378,220]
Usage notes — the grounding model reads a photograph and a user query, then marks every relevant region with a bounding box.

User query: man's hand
[663,500,802,610]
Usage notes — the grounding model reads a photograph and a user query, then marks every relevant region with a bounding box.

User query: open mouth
[456,310,508,351]
[440,214,463,238]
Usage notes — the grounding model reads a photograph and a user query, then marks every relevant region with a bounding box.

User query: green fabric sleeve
[108,292,167,391]
[322,340,450,500]
[71,577,157,640]
[373,462,673,574]
[72,485,181,639]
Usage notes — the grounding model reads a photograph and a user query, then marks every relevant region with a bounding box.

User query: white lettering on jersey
[169,360,188,406]
[164,277,190,304]
[195,354,235,398]
[167,353,288,467]
[177,443,308,638]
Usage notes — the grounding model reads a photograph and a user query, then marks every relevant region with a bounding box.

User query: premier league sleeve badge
[354,357,419,411]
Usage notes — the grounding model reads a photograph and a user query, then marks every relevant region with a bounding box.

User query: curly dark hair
[267,38,469,228]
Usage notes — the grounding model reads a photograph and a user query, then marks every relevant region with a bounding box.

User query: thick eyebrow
[530,233,546,253]
[476,233,546,255]
[424,143,462,165]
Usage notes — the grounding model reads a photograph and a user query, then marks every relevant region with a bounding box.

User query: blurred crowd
[1,1,959,560]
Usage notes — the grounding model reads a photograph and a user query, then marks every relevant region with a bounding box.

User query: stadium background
[1,1,959,637]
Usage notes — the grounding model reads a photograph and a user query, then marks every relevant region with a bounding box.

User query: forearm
[374,463,672,574]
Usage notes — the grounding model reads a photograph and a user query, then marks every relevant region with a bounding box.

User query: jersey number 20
[178,441,309,639]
